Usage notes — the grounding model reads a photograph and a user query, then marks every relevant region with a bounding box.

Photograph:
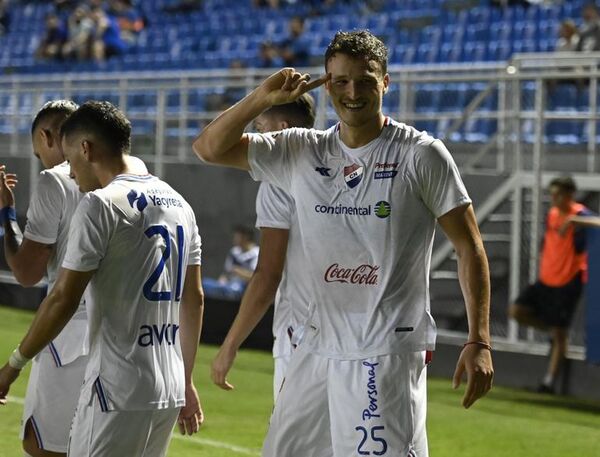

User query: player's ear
[382,73,390,94]
[81,139,93,162]
[280,121,289,130]
[41,128,53,148]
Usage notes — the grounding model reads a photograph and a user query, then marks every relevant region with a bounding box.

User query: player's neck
[338,113,385,148]
[96,156,130,188]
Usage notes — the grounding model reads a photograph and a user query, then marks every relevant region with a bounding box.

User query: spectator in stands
[508,176,593,394]
[556,20,580,52]
[277,16,310,67]
[162,0,203,13]
[54,0,78,14]
[36,12,68,61]
[107,0,144,46]
[0,0,9,35]
[90,6,128,62]
[259,41,283,68]
[577,3,600,52]
[203,226,260,300]
[61,5,94,61]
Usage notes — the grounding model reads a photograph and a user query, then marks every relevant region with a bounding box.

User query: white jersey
[62,174,202,411]
[248,118,471,359]
[255,183,309,358]
[24,161,87,366]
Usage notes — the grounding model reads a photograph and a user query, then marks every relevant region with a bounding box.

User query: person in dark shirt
[36,13,68,60]
[278,16,310,67]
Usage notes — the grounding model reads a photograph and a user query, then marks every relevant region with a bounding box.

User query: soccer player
[0,100,87,457]
[194,30,493,456]
[509,176,595,394]
[211,94,315,400]
[0,101,204,456]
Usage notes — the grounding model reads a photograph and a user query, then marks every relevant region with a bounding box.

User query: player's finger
[303,73,331,92]
[462,375,477,408]
[177,417,185,435]
[452,361,464,389]
[282,72,298,91]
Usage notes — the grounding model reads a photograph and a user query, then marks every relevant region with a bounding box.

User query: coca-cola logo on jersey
[324,263,379,285]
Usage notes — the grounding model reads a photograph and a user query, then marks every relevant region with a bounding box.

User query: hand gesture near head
[258,68,330,107]
[0,165,17,208]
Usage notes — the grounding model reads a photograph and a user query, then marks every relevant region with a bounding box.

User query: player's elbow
[12,265,45,288]
[192,135,217,163]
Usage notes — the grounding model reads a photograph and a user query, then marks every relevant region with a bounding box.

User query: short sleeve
[414,140,471,218]
[187,219,202,266]
[62,193,114,272]
[247,130,297,191]
[24,171,65,245]
[255,182,295,230]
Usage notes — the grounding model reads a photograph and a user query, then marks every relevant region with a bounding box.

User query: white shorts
[273,354,291,402]
[68,392,179,457]
[263,347,429,457]
[20,351,88,453]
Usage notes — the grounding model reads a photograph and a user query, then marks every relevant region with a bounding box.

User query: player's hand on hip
[0,165,17,208]
[211,346,236,391]
[177,383,203,435]
[0,363,21,405]
[258,68,330,107]
[452,344,494,409]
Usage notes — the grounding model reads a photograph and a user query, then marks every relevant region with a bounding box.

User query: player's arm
[437,203,494,409]
[0,169,52,286]
[177,264,205,435]
[211,227,289,390]
[192,68,328,170]
[560,214,600,235]
[0,268,93,403]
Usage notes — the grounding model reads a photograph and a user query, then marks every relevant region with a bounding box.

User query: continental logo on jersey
[344,164,363,188]
[324,263,379,285]
[374,162,398,180]
[314,201,391,218]
[127,189,148,212]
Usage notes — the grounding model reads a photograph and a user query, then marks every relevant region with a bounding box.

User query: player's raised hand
[0,165,17,208]
[452,343,494,408]
[258,68,330,107]
[0,363,21,406]
[211,346,237,391]
[177,383,204,435]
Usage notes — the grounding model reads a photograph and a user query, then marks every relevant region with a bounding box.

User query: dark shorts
[515,272,583,328]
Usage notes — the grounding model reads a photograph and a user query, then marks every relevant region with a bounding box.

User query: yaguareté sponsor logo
[324,263,379,285]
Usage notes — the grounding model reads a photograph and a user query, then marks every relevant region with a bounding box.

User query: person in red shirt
[509,176,596,394]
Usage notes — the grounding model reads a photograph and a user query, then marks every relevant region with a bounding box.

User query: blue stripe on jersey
[48,342,62,367]
[94,378,109,412]
[30,416,45,449]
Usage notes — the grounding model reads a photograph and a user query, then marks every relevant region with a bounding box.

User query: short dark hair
[325,30,388,75]
[60,100,131,154]
[549,176,577,194]
[263,93,316,129]
[31,100,79,136]
[234,225,255,241]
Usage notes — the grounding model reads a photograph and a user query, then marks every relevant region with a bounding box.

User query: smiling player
[194,30,493,457]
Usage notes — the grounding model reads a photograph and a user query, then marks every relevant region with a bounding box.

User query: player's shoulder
[388,118,453,164]
[385,117,440,149]
[38,161,74,188]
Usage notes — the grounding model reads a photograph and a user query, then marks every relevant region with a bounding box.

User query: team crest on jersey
[344,163,363,188]
[127,189,148,212]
